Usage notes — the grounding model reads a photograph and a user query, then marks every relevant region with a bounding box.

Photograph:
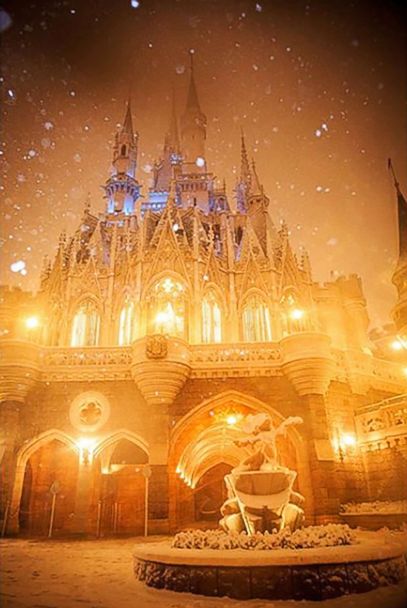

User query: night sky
[1,0,406,328]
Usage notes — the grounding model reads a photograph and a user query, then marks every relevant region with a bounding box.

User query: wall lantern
[25,316,40,330]
[77,437,96,466]
[289,308,305,321]
[333,430,357,462]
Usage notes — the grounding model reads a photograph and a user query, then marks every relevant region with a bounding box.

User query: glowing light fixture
[290,308,305,321]
[333,430,357,462]
[25,316,40,329]
[226,413,239,426]
[391,339,403,351]
[77,437,97,465]
[195,156,205,168]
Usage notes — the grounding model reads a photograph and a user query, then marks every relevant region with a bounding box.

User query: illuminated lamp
[195,156,205,168]
[77,437,96,465]
[226,413,239,427]
[391,340,403,351]
[290,308,305,321]
[25,316,40,329]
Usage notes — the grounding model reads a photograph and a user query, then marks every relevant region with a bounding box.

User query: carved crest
[146,334,168,359]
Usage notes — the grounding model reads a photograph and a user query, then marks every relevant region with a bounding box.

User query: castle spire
[389,158,407,261]
[251,158,263,196]
[165,88,180,152]
[390,159,407,338]
[181,51,207,167]
[186,51,201,110]
[240,129,251,187]
[122,97,134,136]
[105,99,140,215]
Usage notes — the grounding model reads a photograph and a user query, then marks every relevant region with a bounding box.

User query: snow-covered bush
[340,500,407,514]
[171,524,356,551]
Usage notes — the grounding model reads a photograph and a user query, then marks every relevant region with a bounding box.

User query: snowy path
[1,537,407,608]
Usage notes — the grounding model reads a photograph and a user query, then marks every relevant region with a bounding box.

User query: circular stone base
[134,536,406,600]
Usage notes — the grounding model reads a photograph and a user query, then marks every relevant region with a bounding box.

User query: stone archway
[93,430,149,536]
[168,390,314,530]
[8,430,78,535]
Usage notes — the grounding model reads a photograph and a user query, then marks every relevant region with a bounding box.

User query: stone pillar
[148,413,170,534]
[69,458,94,535]
[0,401,21,534]
[301,394,340,524]
[147,465,169,534]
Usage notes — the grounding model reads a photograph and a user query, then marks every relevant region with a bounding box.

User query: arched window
[281,292,306,334]
[242,294,272,342]
[202,291,222,343]
[147,277,186,339]
[118,300,134,346]
[71,300,100,347]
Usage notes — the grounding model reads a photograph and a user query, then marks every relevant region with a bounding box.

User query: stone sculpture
[220,413,305,534]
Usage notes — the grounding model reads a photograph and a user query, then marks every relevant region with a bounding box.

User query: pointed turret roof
[122,98,134,135]
[186,52,201,110]
[251,158,263,196]
[240,129,251,186]
[165,90,180,151]
[389,159,407,261]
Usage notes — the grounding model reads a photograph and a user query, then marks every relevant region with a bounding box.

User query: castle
[1,59,406,537]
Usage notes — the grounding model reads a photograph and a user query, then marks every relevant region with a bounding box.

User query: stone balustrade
[355,393,407,450]
[1,334,405,405]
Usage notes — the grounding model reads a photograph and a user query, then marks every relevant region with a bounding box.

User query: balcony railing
[355,394,407,450]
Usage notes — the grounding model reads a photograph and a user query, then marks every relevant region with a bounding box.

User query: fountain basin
[134,535,406,600]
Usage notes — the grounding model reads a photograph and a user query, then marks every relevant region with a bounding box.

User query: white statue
[220,413,305,535]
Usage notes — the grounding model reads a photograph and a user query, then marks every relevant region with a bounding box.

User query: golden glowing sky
[1,0,406,328]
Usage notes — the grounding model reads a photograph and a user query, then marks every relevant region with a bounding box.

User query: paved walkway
[1,536,407,608]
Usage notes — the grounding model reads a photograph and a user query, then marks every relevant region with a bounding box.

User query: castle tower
[105,100,140,215]
[236,130,252,213]
[180,52,207,171]
[152,92,182,193]
[390,162,407,339]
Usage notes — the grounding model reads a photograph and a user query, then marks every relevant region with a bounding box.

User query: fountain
[134,413,406,600]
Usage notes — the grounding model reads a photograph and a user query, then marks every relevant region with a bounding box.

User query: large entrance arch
[168,390,314,530]
[9,430,78,535]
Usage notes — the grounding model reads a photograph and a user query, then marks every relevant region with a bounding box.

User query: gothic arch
[202,282,228,313]
[201,284,225,343]
[142,272,190,340]
[169,390,314,525]
[238,287,271,313]
[69,294,102,347]
[8,429,78,533]
[94,429,149,460]
[142,270,191,301]
[239,288,273,342]
[68,292,103,318]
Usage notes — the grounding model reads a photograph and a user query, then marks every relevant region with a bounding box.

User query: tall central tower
[180,53,207,172]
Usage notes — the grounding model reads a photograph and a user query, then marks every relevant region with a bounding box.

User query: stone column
[300,394,340,524]
[148,414,170,534]
[0,401,21,535]
[69,457,94,535]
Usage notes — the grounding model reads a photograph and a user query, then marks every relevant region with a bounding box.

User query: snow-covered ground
[1,535,407,608]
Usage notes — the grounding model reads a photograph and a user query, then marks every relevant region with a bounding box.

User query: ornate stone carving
[146,335,168,359]
[69,391,110,432]
[355,394,407,450]
[131,336,191,406]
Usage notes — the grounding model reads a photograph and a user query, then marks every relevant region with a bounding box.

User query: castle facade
[1,61,406,537]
